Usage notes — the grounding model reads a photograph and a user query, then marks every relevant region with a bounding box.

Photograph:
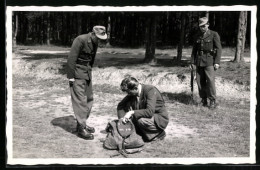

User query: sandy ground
[9,48,251,159]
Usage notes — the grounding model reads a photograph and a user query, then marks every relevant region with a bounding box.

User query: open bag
[103,119,144,158]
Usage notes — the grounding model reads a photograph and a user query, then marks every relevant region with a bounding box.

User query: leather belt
[76,58,90,66]
[199,49,214,55]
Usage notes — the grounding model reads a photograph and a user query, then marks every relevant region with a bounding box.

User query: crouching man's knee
[136,117,154,128]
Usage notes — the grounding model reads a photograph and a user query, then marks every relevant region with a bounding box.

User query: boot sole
[86,129,95,133]
[77,134,94,140]
[76,127,95,133]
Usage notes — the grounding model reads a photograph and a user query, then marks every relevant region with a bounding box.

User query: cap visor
[199,22,207,27]
[96,34,107,40]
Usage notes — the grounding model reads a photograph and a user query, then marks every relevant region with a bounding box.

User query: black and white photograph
[5,5,257,165]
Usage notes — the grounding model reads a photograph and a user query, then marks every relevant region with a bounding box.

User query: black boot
[209,100,217,109]
[85,124,95,133]
[201,98,208,107]
[150,131,166,142]
[77,126,94,140]
[77,123,95,133]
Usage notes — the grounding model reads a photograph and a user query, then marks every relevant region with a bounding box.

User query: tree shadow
[19,51,191,68]
[94,53,145,68]
[162,92,198,105]
[22,53,68,60]
[95,54,191,68]
[51,115,77,135]
[155,57,191,68]
[17,52,191,77]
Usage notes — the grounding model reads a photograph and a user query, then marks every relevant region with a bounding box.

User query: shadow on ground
[95,54,190,68]
[17,51,192,78]
[19,52,190,68]
[162,92,198,105]
[51,115,77,135]
[21,53,68,60]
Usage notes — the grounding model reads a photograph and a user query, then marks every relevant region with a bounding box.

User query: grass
[10,45,251,159]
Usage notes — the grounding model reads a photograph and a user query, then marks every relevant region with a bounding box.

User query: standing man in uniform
[67,26,107,140]
[190,17,222,109]
[117,77,169,142]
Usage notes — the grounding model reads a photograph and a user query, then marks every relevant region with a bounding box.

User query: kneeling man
[117,77,169,142]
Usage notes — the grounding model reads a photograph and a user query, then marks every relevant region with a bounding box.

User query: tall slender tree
[144,13,157,64]
[13,12,18,46]
[77,13,82,35]
[177,12,186,63]
[46,12,51,45]
[205,11,209,19]
[234,11,247,62]
[106,15,111,47]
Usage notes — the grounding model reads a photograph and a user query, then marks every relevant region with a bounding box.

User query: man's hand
[69,78,75,87]
[190,64,196,70]
[214,64,220,70]
[122,111,134,123]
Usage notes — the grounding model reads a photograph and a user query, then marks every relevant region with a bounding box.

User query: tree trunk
[66,13,71,45]
[13,12,18,46]
[177,12,186,63]
[40,13,44,44]
[77,13,82,35]
[234,11,247,62]
[213,12,216,27]
[20,12,27,44]
[144,14,157,64]
[106,15,111,47]
[205,11,209,19]
[46,12,51,45]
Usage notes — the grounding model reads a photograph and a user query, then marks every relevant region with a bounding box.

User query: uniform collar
[202,29,211,39]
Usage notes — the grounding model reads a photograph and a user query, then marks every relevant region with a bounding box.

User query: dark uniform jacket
[191,29,222,67]
[117,84,169,130]
[67,33,97,80]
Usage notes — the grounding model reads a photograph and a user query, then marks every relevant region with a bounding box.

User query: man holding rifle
[190,17,222,109]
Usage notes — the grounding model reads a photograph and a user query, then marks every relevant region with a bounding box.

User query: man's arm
[67,38,82,79]
[117,95,131,119]
[213,32,222,65]
[89,45,98,67]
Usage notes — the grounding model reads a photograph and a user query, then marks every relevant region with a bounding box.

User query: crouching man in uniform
[117,77,169,142]
[67,26,107,140]
[190,17,222,109]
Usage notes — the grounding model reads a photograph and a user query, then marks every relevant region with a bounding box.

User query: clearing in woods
[11,46,251,159]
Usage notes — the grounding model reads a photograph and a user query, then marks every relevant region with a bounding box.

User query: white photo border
[6,5,257,165]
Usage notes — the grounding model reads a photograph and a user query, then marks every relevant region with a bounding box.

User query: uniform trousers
[196,66,216,101]
[70,79,93,128]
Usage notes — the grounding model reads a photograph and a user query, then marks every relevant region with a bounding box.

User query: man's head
[120,77,139,96]
[93,25,107,39]
[198,17,209,33]
[91,25,107,45]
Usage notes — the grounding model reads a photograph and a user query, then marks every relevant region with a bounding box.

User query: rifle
[190,66,195,102]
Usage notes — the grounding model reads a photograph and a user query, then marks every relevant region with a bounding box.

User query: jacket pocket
[204,39,213,50]
[75,64,91,79]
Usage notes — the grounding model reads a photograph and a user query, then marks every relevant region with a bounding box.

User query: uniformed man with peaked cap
[190,17,222,109]
[67,26,107,140]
